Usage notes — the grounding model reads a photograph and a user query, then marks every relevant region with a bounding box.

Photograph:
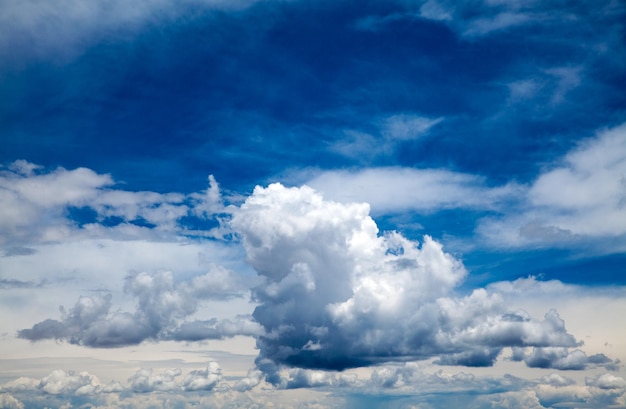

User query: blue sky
[1,0,625,408]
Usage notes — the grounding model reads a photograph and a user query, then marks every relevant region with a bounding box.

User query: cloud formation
[307,167,519,214]
[0,161,227,245]
[478,122,626,249]
[3,364,625,409]
[17,268,259,347]
[231,183,584,382]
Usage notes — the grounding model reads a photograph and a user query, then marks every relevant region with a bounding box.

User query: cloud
[586,373,626,390]
[2,362,625,408]
[306,167,520,214]
[0,164,112,244]
[381,115,443,141]
[512,347,615,371]
[478,122,626,249]
[0,0,263,66]
[129,368,183,393]
[17,268,256,347]
[329,114,443,161]
[0,394,23,409]
[0,161,227,245]
[230,183,583,382]
[1,364,223,396]
[415,0,620,41]
[182,362,223,391]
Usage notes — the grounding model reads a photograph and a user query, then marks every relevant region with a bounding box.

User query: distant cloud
[512,347,615,371]
[17,268,256,347]
[329,114,443,161]
[0,162,227,245]
[478,122,626,249]
[307,167,520,214]
[2,364,625,408]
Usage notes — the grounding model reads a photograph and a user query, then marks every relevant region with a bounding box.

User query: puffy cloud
[171,315,264,341]
[18,268,254,347]
[0,394,23,409]
[0,161,228,245]
[234,368,264,392]
[511,347,615,371]
[0,163,112,244]
[39,369,102,395]
[182,362,223,391]
[231,183,582,381]
[539,374,576,388]
[129,368,183,393]
[1,364,225,397]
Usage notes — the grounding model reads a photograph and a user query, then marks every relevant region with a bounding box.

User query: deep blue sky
[4,0,625,288]
[3,1,623,189]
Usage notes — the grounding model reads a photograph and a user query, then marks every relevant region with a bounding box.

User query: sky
[1,0,625,408]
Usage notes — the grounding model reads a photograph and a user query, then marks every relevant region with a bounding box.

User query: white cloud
[0,161,228,245]
[0,393,23,409]
[329,114,442,161]
[182,362,223,391]
[586,373,626,390]
[307,167,519,214]
[478,122,626,248]
[230,183,585,383]
[129,368,183,393]
[381,115,443,141]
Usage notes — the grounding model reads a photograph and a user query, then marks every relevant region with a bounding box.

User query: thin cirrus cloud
[306,167,520,214]
[0,0,262,65]
[329,114,444,161]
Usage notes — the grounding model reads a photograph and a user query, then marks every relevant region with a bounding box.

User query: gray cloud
[511,347,616,371]
[18,268,253,347]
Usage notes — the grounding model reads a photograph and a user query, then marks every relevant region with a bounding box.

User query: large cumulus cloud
[231,183,583,381]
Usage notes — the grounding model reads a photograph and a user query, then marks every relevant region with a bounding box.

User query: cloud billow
[231,183,582,381]
[17,268,259,347]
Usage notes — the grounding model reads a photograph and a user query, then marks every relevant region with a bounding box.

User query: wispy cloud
[306,167,520,214]
[478,122,626,249]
